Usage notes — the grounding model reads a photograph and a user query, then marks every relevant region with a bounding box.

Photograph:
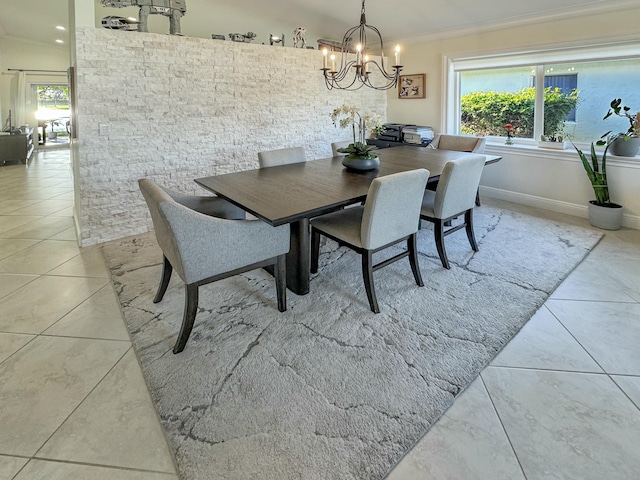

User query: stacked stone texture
[74,28,386,246]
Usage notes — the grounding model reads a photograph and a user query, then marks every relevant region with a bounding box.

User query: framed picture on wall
[398,74,426,99]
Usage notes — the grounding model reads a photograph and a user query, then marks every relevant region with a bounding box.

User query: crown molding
[394,0,640,45]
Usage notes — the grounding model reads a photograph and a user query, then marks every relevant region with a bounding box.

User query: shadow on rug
[102,205,602,480]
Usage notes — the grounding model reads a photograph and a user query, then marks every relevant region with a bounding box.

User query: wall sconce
[270,34,284,46]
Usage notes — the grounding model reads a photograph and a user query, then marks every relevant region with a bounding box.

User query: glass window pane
[460,66,536,139]
[545,59,640,144]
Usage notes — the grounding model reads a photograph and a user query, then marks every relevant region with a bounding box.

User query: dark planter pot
[588,201,623,230]
[609,136,640,157]
[342,156,379,171]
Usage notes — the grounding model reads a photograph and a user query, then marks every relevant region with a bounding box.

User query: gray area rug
[102,205,602,480]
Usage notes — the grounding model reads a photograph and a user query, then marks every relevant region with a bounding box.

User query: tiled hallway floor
[1,149,639,479]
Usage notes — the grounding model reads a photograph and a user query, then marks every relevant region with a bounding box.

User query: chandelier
[321,0,402,91]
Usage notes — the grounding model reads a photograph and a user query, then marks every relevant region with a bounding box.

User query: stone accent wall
[74,27,386,246]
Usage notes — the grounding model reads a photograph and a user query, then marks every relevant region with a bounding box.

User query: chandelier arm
[320,0,402,91]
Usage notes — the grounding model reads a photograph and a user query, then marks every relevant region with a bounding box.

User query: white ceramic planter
[609,136,640,157]
[588,201,623,230]
[537,141,568,150]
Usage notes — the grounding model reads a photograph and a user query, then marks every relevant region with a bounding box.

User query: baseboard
[479,186,640,230]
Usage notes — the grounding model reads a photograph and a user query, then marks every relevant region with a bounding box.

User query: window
[34,84,70,142]
[447,42,640,145]
[538,73,577,121]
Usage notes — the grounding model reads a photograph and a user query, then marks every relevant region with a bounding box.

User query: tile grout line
[479,371,530,480]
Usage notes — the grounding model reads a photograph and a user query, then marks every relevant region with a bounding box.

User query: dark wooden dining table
[195,146,501,295]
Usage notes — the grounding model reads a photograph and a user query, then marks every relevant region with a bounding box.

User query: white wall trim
[484,143,640,169]
[480,185,640,230]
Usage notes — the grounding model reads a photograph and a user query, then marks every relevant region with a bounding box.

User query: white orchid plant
[331,104,385,159]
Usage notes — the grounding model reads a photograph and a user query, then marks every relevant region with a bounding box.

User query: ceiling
[0,0,637,51]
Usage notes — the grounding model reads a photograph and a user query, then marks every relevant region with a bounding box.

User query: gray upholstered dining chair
[310,169,430,313]
[428,134,486,153]
[419,155,486,269]
[138,178,290,353]
[258,146,306,168]
[331,140,352,157]
[428,134,486,206]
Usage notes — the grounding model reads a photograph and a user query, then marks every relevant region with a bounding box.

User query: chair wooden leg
[407,234,424,287]
[310,228,320,274]
[153,255,173,303]
[434,218,450,269]
[361,251,380,313]
[173,283,198,354]
[275,254,287,312]
[465,209,479,252]
[475,188,481,207]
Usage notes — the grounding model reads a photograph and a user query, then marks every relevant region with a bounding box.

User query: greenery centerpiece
[331,104,384,169]
[601,98,640,157]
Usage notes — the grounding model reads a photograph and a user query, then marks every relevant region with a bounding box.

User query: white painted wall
[386,8,640,229]
[73,27,385,246]
[0,38,69,130]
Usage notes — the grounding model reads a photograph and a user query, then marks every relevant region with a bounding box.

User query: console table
[0,129,34,165]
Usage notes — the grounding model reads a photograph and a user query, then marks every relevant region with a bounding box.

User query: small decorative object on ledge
[504,123,515,145]
[332,104,385,171]
[100,0,186,35]
[538,134,567,149]
[292,27,306,48]
[211,34,225,40]
[101,16,137,30]
[229,32,256,43]
[321,0,402,90]
[270,34,284,46]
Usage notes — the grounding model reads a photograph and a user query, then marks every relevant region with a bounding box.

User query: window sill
[485,141,640,165]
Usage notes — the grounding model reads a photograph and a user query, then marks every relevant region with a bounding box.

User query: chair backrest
[258,146,306,168]
[434,155,486,219]
[139,178,187,279]
[331,140,352,157]
[430,134,486,153]
[361,169,430,250]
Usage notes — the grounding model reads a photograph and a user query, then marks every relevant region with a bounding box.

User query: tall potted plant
[602,98,640,157]
[573,138,623,230]
[331,104,384,171]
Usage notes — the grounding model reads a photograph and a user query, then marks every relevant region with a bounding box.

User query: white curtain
[15,71,27,127]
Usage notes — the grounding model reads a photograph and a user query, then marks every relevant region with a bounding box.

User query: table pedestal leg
[264,218,310,295]
[286,218,310,295]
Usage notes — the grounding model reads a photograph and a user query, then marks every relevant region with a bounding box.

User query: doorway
[34,84,70,146]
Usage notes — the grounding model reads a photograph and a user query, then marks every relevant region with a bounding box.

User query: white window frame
[442,40,640,147]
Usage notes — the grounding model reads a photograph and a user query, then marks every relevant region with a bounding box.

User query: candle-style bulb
[394,44,401,66]
[322,48,328,69]
[330,54,336,72]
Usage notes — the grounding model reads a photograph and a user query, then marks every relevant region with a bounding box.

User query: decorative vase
[588,201,623,230]
[342,156,380,171]
[609,137,640,157]
[505,137,514,145]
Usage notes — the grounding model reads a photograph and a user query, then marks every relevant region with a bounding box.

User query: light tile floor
[1,149,638,479]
